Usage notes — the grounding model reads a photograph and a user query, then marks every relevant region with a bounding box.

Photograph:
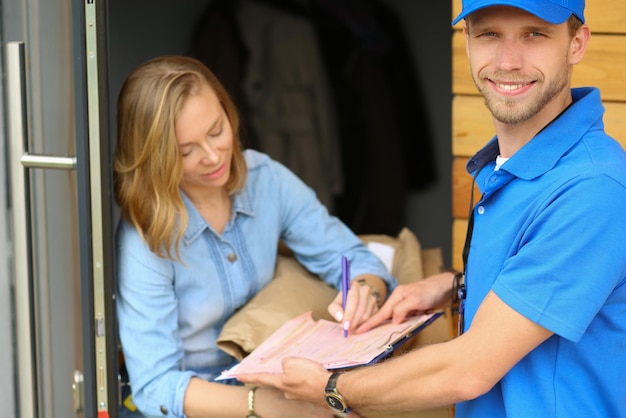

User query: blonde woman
[114,55,393,418]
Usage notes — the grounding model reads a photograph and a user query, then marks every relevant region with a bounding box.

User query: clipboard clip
[377,329,412,351]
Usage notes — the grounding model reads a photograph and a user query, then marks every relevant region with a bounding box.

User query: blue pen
[341,256,350,338]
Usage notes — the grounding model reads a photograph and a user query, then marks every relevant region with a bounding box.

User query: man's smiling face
[465,6,575,125]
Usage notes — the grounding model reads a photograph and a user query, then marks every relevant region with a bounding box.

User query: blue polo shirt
[456,88,626,417]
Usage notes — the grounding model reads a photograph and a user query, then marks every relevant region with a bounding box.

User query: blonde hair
[114,55,247,259]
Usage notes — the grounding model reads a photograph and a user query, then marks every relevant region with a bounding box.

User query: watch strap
[325,372,341,392]
[325,372,351,413]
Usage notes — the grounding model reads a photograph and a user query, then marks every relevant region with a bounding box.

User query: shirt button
[159,405,168,415]
[227,253,237,263]
[477,206,485,215]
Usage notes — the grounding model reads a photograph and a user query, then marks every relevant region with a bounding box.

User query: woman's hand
[355,272,455,334]
[240,358,330,411]
[328,275,387,335]
[241,359,364,418]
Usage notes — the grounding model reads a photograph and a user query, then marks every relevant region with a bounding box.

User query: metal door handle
[7,42,77,171]
[21,153,76,170]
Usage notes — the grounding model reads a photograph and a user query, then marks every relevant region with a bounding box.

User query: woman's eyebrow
[178,114,223,147]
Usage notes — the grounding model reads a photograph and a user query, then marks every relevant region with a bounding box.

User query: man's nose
[495,39,524,71]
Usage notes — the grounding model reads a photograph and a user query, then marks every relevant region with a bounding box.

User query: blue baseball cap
[452,0,585,25]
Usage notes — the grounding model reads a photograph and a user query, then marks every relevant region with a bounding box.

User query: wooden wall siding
[451,0,626,272]
[452,219,469,273]
[452,157,478,219]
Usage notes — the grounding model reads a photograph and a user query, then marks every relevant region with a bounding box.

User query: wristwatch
[324,372,351,413]
[247,386,259,418]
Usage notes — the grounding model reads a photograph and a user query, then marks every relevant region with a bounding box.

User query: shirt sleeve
[268,158,397,292]
[493,175,626,342]
[116,221,196,417]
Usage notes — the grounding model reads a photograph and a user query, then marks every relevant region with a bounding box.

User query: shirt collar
[467,87,604,180]
[182,186,255,243]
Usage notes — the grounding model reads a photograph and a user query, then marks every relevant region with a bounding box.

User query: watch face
[325,393,347,412]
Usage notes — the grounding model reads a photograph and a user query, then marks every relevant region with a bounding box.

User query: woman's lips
[204,163,226,179]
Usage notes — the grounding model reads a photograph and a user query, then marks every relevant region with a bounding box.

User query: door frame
[72,0,118,415]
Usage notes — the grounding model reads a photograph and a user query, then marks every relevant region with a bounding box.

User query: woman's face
[175,84,234,195]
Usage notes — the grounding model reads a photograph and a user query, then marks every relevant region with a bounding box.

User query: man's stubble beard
[473,59,570,125]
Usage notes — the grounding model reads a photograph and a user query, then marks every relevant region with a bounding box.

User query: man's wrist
[325,372,352,413]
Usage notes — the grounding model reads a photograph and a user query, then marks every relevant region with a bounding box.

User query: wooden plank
[574,35,626,101]
[452,219,468,273]
[452,31,474,96]
[452,32,626,102]
[452,0,626,34]
[453,95,626,156]
[452,95,494,157]
[452,157,481,220]
[604,102,626,148]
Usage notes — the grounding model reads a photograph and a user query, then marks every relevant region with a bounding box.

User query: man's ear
[569,24,590,65]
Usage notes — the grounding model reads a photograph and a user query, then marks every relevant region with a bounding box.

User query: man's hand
[356,272,454,334]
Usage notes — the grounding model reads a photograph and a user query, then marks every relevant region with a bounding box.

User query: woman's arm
[183,378,337,418]
[268,158,396,331]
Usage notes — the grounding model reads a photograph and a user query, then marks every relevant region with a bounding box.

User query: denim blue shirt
[116,149,396,418]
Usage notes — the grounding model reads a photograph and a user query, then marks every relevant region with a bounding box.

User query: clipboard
[216,310,443,380]
[366,310,443,365]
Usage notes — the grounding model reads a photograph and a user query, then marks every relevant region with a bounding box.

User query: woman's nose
[199,143,220,164]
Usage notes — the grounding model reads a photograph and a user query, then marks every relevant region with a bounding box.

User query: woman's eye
[209,126,223,138]
[180,146,193,157]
